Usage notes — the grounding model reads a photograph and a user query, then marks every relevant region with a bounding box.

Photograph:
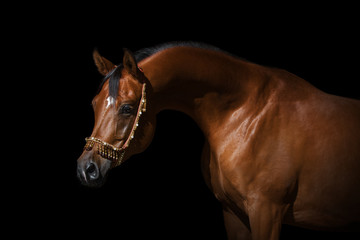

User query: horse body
[78,44,360,240]
[208,84,360,231]
[139,47,360,237]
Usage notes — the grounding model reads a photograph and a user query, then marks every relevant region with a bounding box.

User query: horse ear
[93,49,115,76]
[123,48,138,75]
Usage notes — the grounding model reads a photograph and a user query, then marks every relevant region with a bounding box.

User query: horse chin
[82,174,108,188]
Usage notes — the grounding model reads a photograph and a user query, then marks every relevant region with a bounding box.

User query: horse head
[77,49,156,187]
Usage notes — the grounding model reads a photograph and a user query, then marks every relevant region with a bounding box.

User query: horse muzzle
[77,151,110,187]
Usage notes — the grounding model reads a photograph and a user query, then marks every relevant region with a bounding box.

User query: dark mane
[134,41,231,62]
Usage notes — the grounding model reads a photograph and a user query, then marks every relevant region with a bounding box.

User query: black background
[9,4,359,239]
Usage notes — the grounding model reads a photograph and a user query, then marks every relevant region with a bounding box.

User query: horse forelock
[97,64,123,99]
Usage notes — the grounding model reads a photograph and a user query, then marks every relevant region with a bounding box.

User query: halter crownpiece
[84,83,147,168]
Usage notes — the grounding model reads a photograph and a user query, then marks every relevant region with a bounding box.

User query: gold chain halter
[84,83,147,168]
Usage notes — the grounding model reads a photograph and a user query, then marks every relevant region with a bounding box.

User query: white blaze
[106,96,115,109]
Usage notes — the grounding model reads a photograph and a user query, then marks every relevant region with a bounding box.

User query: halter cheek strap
[84,83,147,168]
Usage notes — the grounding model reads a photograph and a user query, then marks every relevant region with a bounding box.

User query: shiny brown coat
[78,46,360,240]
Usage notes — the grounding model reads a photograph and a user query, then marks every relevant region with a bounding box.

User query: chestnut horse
[77,42,360,240]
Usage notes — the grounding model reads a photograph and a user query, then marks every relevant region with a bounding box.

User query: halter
[84,82,147,168]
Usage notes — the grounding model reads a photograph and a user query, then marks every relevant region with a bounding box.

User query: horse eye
[120,104,133,114]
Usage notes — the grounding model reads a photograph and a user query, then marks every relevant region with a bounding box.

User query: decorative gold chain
[84,136,124,163]
[84,83,147,168]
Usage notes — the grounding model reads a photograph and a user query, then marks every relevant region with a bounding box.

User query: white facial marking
[106,96,115,109]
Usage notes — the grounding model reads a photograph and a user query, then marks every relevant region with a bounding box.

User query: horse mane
[134,41,233,62]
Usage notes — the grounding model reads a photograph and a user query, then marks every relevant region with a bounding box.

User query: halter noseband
[84,82,147,168]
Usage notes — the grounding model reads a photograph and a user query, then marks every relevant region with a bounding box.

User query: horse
[77,42,360,240]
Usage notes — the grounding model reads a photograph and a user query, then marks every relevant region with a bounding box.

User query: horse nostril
[86,162,99,180]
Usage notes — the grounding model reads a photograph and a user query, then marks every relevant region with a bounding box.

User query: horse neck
[139,47,271,136]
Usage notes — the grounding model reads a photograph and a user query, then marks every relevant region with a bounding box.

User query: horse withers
[77,42,360,240]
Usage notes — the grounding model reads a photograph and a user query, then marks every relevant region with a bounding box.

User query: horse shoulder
[206,101,300,205]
